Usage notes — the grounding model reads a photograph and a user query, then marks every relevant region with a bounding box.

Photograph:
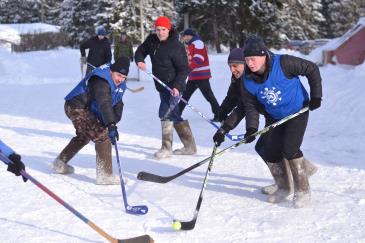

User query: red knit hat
[155,16,171,30]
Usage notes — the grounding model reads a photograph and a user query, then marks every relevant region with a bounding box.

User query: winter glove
[213,128,226,147]
[7,153,27,182]
[107,123,119,145]
[80,56,87,64]
[130,57,134,62]
[309,97,321,111]
[244,128,258,143]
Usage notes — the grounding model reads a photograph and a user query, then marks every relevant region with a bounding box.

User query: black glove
[130,57,134,62]
[107,123,119,145]
[7,153,27,182]
[244,128,257,143]
[213,128,226,147]
[309,97,321,111]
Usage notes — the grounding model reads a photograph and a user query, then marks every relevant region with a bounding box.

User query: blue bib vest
[243,54,308,120]
[65,65,126,124]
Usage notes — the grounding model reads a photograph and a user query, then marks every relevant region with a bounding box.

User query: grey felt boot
[289,157,311,208]
[95,140,119,185]
[154,121,173,159]
[173,120,197,155]
[267,160,292,203]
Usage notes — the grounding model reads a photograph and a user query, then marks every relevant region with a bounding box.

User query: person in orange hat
[135,16,197,159]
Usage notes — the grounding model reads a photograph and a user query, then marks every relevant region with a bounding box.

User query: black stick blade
[137,171,171,183]
[173,219,197,231]
[118,234,154,243]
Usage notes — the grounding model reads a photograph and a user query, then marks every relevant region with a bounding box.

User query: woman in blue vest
[241,36,322,208]
[0,139,27,182]
[52,57,129,185]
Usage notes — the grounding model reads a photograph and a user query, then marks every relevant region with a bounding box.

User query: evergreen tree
[320,0,359,38]
[0,0,42,23]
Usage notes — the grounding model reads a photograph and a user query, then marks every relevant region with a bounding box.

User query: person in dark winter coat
[114,31,134,62]
[0,139,27,182]
[80,26,112,75]
[179,28,220,121]
[52,57,130,185]
[213,48,318,198]
[135,16,197,159]
[240,35,321,208]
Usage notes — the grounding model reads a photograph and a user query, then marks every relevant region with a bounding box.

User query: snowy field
[0,46,365,243]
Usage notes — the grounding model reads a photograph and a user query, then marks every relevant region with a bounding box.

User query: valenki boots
[52,137,89,174]
[154,121,173,159]
[289,157,311,208]
[95,140,119,185]
[173,120,197,155]
[267,160,292,203]
[261,158,318,195]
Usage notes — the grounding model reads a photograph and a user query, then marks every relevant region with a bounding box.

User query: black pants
[179,79,220,117]
[264,111,309,162]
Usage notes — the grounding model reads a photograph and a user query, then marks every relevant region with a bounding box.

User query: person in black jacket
[52,57,130,185]
[80,26,112,75]
[213,48,318,198]
[236,36,321,208]
[135,16,196,159]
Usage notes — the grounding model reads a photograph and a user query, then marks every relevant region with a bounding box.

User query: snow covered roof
[0,23,60,45]
[323,17,365,51]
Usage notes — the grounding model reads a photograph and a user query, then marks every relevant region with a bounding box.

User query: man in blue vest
[52,57,129,185]
[0,139,27,182]
[240,36,322,208]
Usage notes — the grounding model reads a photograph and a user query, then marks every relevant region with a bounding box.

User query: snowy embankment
[0,46,365,242]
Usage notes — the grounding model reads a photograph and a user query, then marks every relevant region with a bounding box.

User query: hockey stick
[114,143,148,215]
[143,70,244,141]
[0,152,153,243]
[87,62,144,93]
[126,86,144,93]
[173,143,218,230]
[137,107,309,184]
[80,59,85,78]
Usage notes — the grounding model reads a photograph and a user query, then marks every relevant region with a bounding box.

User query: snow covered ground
[0,46,365,243]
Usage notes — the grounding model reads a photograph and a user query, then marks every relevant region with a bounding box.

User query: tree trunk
[212,4,221,53]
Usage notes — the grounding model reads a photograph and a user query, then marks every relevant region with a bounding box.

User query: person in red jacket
[179,28,220,121]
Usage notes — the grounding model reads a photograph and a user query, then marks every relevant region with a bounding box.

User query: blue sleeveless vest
[243,54,308,120]
[65,65,126,124]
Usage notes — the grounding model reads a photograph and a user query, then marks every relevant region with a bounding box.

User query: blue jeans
[159,90,183,122]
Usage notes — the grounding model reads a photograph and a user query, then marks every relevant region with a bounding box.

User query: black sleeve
[80,38,91,57]
[105,40,112,63]
[113,100,124,124]
[221,104,246,132]
[280,55,322,98]
[171,43,189,92]
[241,84,260,131]
[134,34,153,63]
[88,76,115,126]
[219,76,240,120]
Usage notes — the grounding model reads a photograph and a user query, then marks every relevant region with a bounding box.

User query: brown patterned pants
[64,103,109,144]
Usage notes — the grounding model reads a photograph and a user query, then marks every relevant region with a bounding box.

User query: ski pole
[137,107,309,184]
[0,152,153,243]
[113,143,148,215]
[143,70,244,141]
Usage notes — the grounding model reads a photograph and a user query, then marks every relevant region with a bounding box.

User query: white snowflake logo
[260,87,282,106]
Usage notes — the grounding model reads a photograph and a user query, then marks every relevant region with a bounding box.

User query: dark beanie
[182,28,195,36]
[110,56,129,75]
[228,48,245,64]
[243,35,267,57]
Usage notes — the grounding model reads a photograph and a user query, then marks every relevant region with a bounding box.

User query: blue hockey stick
[114,143,148,215]
[144,70,244,141]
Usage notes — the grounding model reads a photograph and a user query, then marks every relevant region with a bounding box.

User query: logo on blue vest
[260,87,282,106]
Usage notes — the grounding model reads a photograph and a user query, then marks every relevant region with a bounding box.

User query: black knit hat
[182,28,195,36]
[243,35,267,57]
[228,48,245,64]
[110,56,129,75]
